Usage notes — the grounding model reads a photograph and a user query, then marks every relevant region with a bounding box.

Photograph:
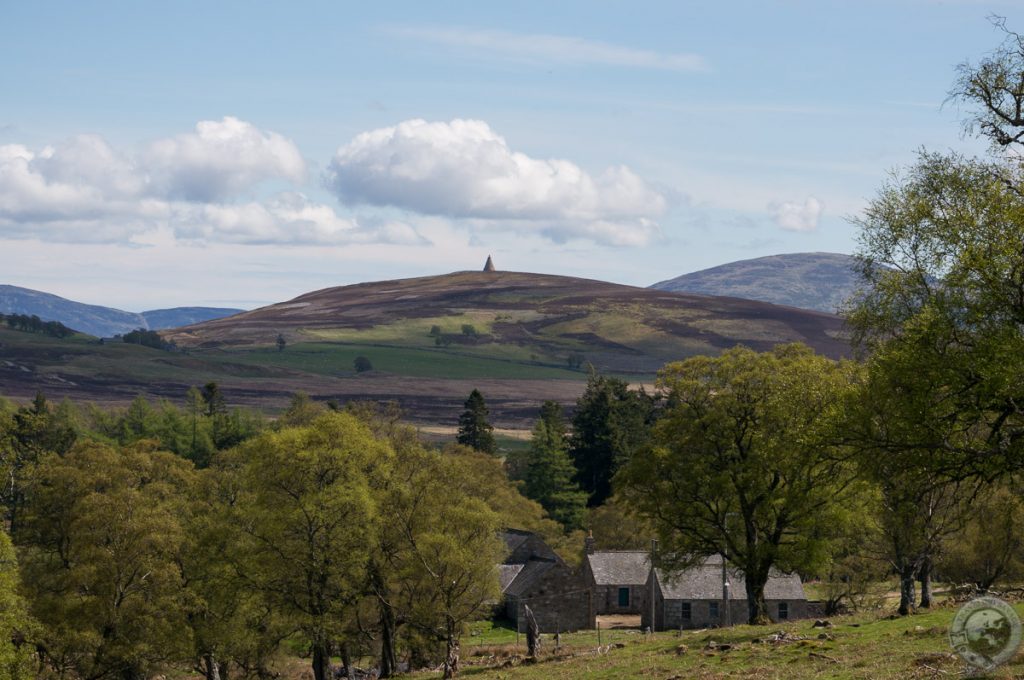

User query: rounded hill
[167,270,848,374]
[651,252,861,314]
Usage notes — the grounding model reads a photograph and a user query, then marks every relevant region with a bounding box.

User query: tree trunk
[341,644,352,680]
[218,660,229,680]
[524,605,540,659]
[203,653,222,680]
[744,572,771,625]
[379,612,397,677]
[442,616,460,679]
[918,557,933,609]
[312,640,331,680]
[898,563,917,616]
[374,567,398,678]
[121,665,144,680]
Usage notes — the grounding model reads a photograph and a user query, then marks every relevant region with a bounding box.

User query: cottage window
[618,587,630,607]
[778,602,789,620]
[709,601,719,619]
[681,602,691,621]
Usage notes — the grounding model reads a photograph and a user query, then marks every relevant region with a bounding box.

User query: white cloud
[0,140,140,236]
[325,118,666,246]
[143,116,306,201]
[769,197,823,232]
[0,120,424,246]
[387,26,708,72]
[176,193,427,246]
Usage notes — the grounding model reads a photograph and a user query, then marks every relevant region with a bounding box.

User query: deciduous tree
[19,441,195,680]
[224,413,392,680]
[938,484,1024,592]
[848,152,1024,482]
[0,528,33,680]
[619,345,860,624]
[952,16,1024,152]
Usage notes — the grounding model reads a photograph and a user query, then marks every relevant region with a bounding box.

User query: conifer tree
[456,389,496,454]
[569,374,655,506]
[524,409,587,531]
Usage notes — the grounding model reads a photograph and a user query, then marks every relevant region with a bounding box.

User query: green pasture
[200,342,591,381]
[435,603,1024,679]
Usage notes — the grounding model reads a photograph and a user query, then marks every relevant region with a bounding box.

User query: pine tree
[569,374,655,506]
[456,389,496,454]
[524,410,587,531]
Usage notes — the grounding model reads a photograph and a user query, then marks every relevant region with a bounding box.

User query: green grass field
[0,325,596,390]
[431,603,1024,679]
[200,342,590,380]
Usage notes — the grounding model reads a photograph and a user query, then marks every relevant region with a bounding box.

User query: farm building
[641,554,809,631]
[581,548,650,617]
[498,529,591,633]
[497,529,811,633]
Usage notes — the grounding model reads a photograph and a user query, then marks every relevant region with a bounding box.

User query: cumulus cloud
[143,117,306,201]
[0,140,141,232]
[325,118,666,245]
[769,197,822,232]
[0,120,423,246]
[176,193,427,246]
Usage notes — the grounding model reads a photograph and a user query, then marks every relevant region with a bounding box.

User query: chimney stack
[584,530,595,555]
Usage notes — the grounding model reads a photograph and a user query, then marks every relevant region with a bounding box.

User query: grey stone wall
[651,597,810,631]
[509,566,592,633]
[593,584,646,616]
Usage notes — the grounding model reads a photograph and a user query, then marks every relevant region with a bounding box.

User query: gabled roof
[498,564,525,593]
[587,551,650,586]
[655,555,806,601]
[503,558,558,598]
[499,528,564,566]
[500,529,534,556]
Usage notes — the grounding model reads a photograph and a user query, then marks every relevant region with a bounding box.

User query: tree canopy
[569,374,654,506]
[848,151,1024,482]
[223,412,392,680]
[619,344,860,624]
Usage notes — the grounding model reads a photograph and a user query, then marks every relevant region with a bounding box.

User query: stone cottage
[498,529,590,633]
[581,545,650,617]
[641,554,808,631]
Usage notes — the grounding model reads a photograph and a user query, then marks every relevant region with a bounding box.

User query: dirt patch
[597,614,642,630]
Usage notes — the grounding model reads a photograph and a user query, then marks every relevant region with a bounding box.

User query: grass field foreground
[431,603,1024,679]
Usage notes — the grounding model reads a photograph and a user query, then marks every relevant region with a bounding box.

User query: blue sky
[0,0,1018,310]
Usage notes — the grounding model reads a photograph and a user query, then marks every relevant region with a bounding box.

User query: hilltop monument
[483,255,496,272]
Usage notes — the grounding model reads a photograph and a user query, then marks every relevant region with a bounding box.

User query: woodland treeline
[1,315,73,339]
[0,390,592,680]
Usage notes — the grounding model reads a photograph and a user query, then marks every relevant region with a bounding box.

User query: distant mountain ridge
[0,285,243,337]
[650,252,863,314]
[140,307,246,331]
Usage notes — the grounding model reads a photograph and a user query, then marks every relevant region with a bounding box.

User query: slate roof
[500,529,533,557]
[586,551,650,586]
[498,564,524,593]
[503,558,558,598]
[655,555,806,601]
[499,527,563,566]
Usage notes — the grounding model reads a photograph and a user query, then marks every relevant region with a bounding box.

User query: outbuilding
[581,550,650,617]
[642,555,809,631]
